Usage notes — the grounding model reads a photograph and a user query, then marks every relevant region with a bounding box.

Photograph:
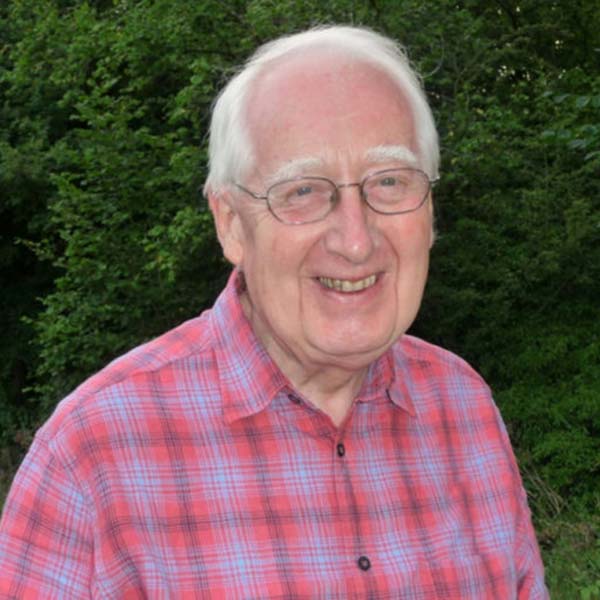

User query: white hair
[204,25,439,195]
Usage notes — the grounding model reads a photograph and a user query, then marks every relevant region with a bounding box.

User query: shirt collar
[356,346,416,417]
[211,270,289,424]
[211,269,415,423]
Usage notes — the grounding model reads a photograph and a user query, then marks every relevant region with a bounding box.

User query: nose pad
[332,182,369,218]
[336,182,364,202]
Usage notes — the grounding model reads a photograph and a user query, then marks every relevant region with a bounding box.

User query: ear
[208,188,245,266]
[428,192,436,249]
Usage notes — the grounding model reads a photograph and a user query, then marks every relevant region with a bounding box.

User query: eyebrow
[264,145,418,187]
[364,145,419,167]
[264,157,324,187]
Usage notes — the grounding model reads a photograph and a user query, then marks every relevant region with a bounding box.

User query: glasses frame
[234,167,437,225]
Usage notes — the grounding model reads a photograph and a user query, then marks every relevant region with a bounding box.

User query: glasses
[234,168,435,225]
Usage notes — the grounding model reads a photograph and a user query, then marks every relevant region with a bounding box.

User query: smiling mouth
[317,274,378,293]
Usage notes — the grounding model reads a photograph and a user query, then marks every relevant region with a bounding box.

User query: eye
[293,184,314,197]
[379,176,400,187]
[374,173,410,188]
[270,178,332,210]
[284,180,331,202]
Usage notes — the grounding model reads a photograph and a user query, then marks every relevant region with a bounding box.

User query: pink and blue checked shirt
[0,271,547,598]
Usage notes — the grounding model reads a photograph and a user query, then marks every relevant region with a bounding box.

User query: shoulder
[391,336,520,478]
[390,334,500,428]
[37,309,218,447]
[394,334,489,390]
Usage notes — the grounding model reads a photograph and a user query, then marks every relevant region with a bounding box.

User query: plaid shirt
[0,271,547,599]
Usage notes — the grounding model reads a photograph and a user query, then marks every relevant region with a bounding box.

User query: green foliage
[536,500,600,600]
[416,63,600,509]
[2,0,235,407]
[1,0,599,594]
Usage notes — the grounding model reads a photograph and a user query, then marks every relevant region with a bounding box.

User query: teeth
[318,274,377,293]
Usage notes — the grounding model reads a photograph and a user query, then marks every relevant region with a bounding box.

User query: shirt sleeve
[494,412,549,600]
[0,436,94,599]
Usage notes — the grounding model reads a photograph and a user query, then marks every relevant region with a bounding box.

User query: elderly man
[0,26,547,598]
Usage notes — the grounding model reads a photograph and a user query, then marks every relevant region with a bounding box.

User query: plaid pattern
[0,271,547,599]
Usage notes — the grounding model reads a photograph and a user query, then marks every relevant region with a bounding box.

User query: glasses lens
[364,168,429,213]
[268,178,334,224]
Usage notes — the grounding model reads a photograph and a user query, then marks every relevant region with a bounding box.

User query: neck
[286,362,368,427]
[241,291,367,427]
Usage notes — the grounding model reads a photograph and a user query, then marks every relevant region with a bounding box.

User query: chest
[88,404,517,598]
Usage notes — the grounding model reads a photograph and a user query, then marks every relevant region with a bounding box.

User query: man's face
[213,54,433,376]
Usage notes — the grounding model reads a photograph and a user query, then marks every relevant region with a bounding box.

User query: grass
[524,466,600,599]
[541,512,600,599]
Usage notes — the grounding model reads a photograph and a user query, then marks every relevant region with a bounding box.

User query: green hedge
[1,1,599,596]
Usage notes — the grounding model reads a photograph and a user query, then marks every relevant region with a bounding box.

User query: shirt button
[336,443,345,457]
[357,556,371,571]
[287,393,301,404]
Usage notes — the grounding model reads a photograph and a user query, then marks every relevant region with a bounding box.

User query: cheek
[234,211,270,270]
[389,215,432,259]
[243,230,298,304]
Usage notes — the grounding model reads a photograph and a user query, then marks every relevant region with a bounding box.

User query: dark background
[1,1,598,596]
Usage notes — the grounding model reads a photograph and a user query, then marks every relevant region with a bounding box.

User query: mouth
[317,274,378,293]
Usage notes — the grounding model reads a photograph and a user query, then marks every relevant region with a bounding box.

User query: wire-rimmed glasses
[234,167,435,225]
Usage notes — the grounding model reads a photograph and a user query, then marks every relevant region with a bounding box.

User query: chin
[309,330,397,368]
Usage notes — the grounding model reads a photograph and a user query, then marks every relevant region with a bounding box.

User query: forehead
[245,51,416,178]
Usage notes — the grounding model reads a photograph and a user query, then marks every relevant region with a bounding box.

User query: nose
[323,184,376,263]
